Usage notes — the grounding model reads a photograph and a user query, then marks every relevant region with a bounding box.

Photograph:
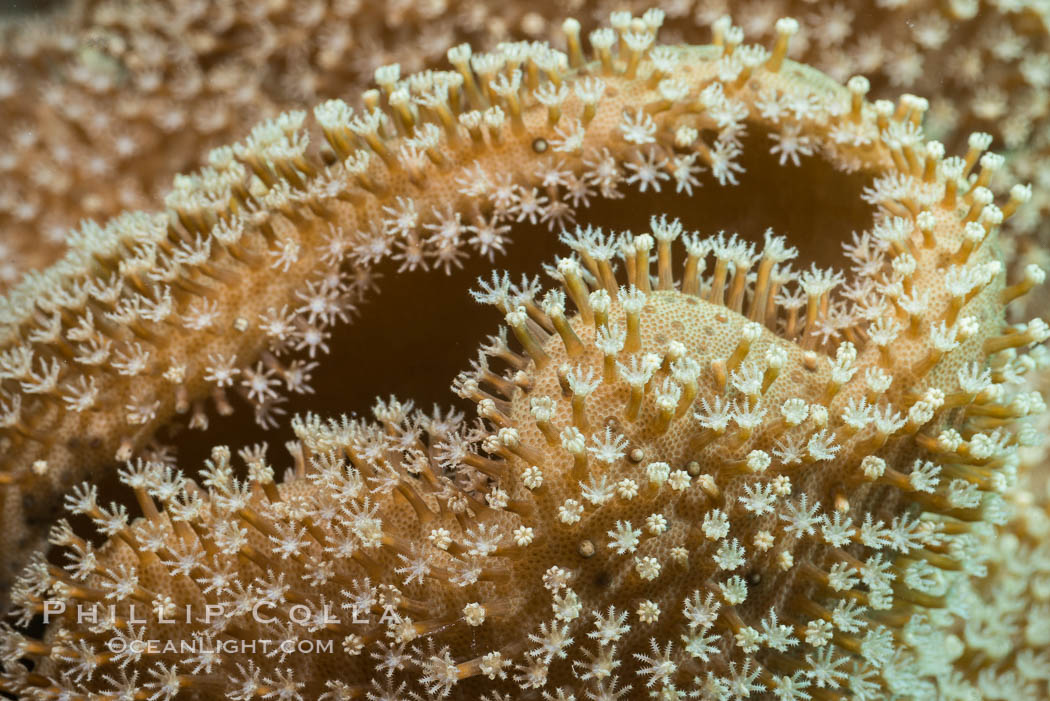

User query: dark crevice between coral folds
[158,126,877,477]
[89,124,875,532]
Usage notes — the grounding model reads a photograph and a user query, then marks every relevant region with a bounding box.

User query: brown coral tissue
[2,5,1050,701]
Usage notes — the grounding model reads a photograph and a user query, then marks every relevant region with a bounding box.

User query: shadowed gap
[163,125,877,475]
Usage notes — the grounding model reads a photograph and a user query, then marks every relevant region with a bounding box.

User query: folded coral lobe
[3,9,1047,700]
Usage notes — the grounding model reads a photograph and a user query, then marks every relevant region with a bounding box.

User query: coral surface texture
[1,3,1049,700]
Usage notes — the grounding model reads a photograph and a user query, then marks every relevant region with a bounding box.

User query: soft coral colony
[1,8,1049,701]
